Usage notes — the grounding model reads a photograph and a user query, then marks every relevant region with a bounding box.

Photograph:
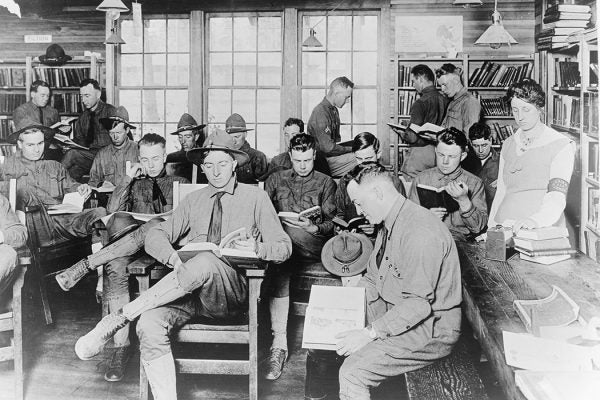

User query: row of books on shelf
[397,90,416,116]
[0,67,26,87]
[0,93,26,114]
[51,93,83,114]
[33,66,90,88]
[468,61,532,88]
[554,61,581,88]
[589,142,598,181]
[397,64,414,87]
[552,95,581,129]
[583,92,599,133]
[475,95,511,117]
[0,118,13,140]
[490,123,514,145]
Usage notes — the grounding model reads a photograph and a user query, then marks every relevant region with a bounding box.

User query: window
[207,13,283,158]
[301,12,378,142]
[118,17,190,153]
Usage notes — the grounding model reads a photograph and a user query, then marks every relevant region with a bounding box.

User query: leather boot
[104,345,130,382]
[143,352,177,400]
[55,258,92,291]
[75,312,128,360]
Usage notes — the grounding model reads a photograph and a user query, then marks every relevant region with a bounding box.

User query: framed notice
[395,16,463,54]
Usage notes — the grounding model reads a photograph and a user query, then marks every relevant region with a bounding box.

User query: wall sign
[24,34,52,43]
[395,16,463,54]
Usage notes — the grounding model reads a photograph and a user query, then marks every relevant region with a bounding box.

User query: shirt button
[379,276,382,280]
[406,325,411,330]
[385,256,389,260]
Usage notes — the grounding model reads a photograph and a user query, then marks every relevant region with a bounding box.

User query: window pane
[257,89,280,123]
[353,16,378,51]
[353,52,377,86]
[302,16,326,49]
[143,90,165,122]
[327,16,352,51]
[208,89,231,123]
[232,89,256,123]
[233,17,257,51]
[256,124,280,158]
[210,17,232,51]
[302,52,326,86]
[144,54,166,86]
[339,100,351,124]
[258,17,281,51]
[210,53,232,86]
[233,52,257,86]
[144,19,166,53]
[120,54,143,86]
[165,90,188,122]
[165,123,179,154]
[258,53,281,86]
[168,19,189,52]
[340,124,352,142]
[121,20,142,53]
[141,123,165,137]
[302,88,327,122]
[119,90,141,122]
[352,89,377,123]
[167,54,189,86]
[327,52,351,84]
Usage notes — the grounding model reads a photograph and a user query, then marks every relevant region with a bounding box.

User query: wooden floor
[0,274,413,400]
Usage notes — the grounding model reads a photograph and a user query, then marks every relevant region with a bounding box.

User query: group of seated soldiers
[0,75,501,400]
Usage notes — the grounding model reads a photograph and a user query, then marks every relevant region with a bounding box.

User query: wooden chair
[0,178,31,400]
[130,182,267,400]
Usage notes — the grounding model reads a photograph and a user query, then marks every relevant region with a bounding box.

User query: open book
[332,216,369,231]
[513,286,580,334]
[416,184,460,213]
[99,210,173,225]
[54,133,89,151]
[278,205,321,222]
[178,227,258,260]
[48,192,85,215]
[409,122,444,142]
[302,286,366,350]
[50,116,77,129]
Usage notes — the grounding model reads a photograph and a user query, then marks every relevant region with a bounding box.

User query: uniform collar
[437,166,464,182]
[290,168,316,181]
[383,194,406,231]
[207,175,237,197]
[451,87,468,101]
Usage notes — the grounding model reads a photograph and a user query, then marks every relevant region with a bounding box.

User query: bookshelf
[390,54,538,175]
[0,60,27,141]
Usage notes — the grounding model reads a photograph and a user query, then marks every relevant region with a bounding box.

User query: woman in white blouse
[488,79,576,234]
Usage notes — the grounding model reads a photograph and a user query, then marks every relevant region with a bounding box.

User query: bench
[405,336,489,400]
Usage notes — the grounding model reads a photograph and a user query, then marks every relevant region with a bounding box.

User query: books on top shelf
[415,183,460,213]
[0,67,26,87]
[33,66,90,88]
[513,285,579,334]
[397,63,413,87]
[541,4,591,51]
[468,61,532,88]
[0,93,26,113]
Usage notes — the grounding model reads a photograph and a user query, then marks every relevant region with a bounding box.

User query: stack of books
[539,4,591,51]
[514,226,576,265]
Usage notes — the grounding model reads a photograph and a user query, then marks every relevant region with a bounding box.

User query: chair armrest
[126,254,158,275]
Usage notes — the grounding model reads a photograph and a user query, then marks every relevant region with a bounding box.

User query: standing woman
[488,79,576,234]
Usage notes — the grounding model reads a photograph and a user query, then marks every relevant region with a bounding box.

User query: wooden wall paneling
[379,4,392,166]
[190,11,204,124]
[282,8,299,153]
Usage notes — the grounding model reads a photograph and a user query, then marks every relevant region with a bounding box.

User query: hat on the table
[321,232,373,277]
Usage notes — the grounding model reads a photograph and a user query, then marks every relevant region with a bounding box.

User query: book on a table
[513,285,579,334]
[515,226,569,241]
[520,253,571,265]
[515,247,576,258]
[416,183,460,213]
[332,216,369,231]
[278,205,321,222]
[47,192,85,215]
[178,227,258,261]
[302,285,366,350]
[515,371,600,400]
[513,237,571,251]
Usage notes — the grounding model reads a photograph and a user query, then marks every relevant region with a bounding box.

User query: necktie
[207,192,226,245]
[151,177,167,213]
[375,225,388,268]
[86,111,96,146]
[38,106,44,125]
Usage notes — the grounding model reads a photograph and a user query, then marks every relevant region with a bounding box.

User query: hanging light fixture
[97,0,128,45]
[453,0,482,8]
[96,0,129,13]
[475,0,518,49]
[105,28,126,45]
[302,0,346,48]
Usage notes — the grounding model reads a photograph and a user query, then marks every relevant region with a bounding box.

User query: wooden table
[457,242,600,400]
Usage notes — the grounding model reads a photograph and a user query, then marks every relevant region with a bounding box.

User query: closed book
[482,63,500,87]
[540,27,585,36]
[546,4,591,14]
[515,247,576,258]
[543,20,589,29]
[538,35,569,43]
[490,64,508,87]
[543,13,591,24]
[519,253,571,265]
[513,237,571,251]
[515,226,569,241]
[416,183,460,213]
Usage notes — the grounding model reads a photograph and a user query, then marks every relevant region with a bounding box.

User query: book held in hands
[416,183,460,213]
[178,227,258,262]
[278,205,321,222]
[332,216,369,232]
[47,191,85,215]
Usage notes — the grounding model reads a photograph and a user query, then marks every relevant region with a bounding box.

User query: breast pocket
[47,175,63,199]
[381,266,404,305]
[273,191,292,212]
[102,166,116,185]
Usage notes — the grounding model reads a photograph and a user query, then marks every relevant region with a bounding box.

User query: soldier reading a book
[73,129,291,400]
[264,132,337,380]
[56,133,189,383]
[409,127,488,241]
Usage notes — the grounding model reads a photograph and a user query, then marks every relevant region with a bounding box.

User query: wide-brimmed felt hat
[321,232,373,277]
[39,44,73,66]
[187,129,249,167]
[6,124,55,144]
[169,113,206,135]
[225,113,253,134]
[105,212,141,245]
[99,106,136,131]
